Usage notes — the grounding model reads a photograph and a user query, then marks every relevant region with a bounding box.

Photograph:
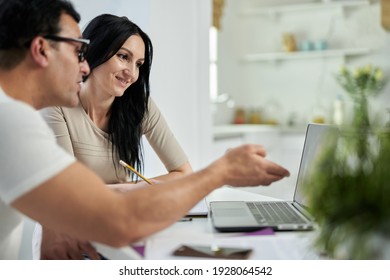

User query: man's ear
[29,37,50,67]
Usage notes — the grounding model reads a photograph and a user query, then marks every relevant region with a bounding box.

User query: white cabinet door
[214,129,306,200]
[212,136,243,159]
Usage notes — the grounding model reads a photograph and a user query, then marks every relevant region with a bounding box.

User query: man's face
[45,13,90,108]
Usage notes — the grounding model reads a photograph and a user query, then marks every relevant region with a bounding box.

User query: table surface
[96,187,321,260]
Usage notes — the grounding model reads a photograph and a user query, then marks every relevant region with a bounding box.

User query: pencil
[119,160,153,185]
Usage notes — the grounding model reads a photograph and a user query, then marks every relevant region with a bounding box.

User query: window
[209,26,218,99]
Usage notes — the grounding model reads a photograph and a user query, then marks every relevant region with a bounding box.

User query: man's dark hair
[0,0,80,69]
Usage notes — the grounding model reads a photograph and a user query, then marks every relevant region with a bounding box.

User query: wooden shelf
[242,48,370,63]
[240,0,370,17]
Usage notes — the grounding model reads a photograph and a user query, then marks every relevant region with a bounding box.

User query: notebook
[210,123,336,232]
[187,199,208,217]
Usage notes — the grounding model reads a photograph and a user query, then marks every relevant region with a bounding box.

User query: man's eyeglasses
[44,35,90,63]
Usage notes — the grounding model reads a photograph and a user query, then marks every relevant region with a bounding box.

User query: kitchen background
[212,0,390,200]
[215,0,390,127]
[15,0,390,258]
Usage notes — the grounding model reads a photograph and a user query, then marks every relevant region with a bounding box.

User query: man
[0,0,290,260]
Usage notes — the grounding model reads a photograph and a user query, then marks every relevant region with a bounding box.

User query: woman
[43,14,191,185]
[35,14,192,259]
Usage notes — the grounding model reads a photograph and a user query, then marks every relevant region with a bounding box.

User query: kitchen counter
[213,124,307,140]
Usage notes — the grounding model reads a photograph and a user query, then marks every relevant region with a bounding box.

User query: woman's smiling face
[90,34,145,98]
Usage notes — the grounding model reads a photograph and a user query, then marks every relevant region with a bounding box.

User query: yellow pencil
[119,160,153,185]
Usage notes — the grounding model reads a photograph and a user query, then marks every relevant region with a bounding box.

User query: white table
[98,187,321,260]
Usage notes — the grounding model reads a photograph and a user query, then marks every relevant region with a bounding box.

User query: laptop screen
[293,124,338,209]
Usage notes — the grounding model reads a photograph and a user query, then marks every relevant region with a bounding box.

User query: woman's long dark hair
[82,14,153,180]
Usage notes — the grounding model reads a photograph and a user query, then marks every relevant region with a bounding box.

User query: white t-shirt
[0,88,75,259]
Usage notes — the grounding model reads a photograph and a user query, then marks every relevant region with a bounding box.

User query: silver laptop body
[210,123,335,232]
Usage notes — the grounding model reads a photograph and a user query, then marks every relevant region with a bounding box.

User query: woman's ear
[29,37,49,67]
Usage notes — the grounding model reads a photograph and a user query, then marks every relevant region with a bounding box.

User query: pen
[179,217,193,222]
[119,160,153,185]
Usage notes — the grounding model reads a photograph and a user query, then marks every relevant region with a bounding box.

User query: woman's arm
[40,106,75,156]
[106,181,151,192]
[151,161,192,181]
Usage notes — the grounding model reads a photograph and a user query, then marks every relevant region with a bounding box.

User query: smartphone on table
[172,244,252,260]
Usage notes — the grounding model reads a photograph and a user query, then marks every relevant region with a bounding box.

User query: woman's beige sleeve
[40,106,75,157]
[142,98,188,171]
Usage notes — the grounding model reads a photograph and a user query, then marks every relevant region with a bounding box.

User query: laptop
[210,123,337,232]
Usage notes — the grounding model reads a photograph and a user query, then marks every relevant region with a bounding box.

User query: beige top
[40,98,188,184]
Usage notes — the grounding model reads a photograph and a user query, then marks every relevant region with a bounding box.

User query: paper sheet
[187,198,208,216]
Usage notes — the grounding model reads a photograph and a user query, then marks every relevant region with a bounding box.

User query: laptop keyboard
[247,201,307,225]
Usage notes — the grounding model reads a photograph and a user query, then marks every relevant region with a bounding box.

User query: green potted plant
[303,64,390,259]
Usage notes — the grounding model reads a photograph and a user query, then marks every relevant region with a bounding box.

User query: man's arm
[12,144,289,247]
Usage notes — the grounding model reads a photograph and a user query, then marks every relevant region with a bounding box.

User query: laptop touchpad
[214,208,248,217]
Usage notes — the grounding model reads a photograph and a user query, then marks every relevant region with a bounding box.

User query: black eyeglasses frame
[43,35,90,63]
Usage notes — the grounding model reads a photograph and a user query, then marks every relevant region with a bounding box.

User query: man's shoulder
[0,100,48,132]
[0,98,36,117]
[0,89,33,109]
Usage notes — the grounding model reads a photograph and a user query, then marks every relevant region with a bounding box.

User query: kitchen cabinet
[212,135,243,158]
[212,125,306,200]
[213,125,281,160]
